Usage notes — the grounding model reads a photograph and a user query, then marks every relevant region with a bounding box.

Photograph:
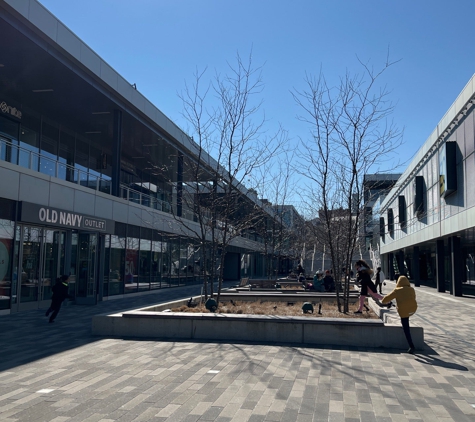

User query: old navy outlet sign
[20,202,114,233]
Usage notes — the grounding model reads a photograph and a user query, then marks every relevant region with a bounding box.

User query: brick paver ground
[1,281,475,421]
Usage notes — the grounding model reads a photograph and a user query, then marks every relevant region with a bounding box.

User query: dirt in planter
[169,300,379,319]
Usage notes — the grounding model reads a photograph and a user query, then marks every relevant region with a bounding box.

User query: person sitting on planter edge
[313,271,325,292]
[323,270,335,292]
[381,275,418,354]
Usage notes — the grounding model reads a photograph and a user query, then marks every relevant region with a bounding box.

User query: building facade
[379,74,475,296]
[0,0,275,314]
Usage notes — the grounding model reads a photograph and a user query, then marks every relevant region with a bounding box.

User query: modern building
[362,173,401,261]
[0,0,277,314]
[378,74,475,296]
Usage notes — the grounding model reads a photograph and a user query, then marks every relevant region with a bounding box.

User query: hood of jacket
[396,275,411,288]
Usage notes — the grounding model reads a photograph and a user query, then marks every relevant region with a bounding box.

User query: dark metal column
[64,230,72,276]
[436,239,445,292]
[412,246,420,287]
[111,110,122,197]
[177,153,183,217]
[398,250,405,276]
[388,253,394,280]
[450,236,462,297]
[97,234,106,302]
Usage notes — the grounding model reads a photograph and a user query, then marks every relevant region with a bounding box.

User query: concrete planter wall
[92,298,424,350]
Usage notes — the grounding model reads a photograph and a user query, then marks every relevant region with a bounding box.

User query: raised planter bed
[92,296,424,350]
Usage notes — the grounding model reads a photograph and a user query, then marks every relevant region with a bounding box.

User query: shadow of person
[414,354,468,371]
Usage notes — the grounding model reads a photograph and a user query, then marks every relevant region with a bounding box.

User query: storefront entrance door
[17,227,65,311]
[72,232,97,305]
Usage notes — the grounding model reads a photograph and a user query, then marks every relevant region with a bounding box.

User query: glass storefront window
[109,235,125,296]
[162,238,171,287]
[170,238,180,287]
[139,239,151,291]
[151,240,162,290]
[0,219,15,310]
[40,151,57,177]
[19,127,39,171]
[125,237,139,294]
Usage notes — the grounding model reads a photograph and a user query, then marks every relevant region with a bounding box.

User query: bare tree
[293,56,403,312]
[250,153,298,279]
[174,52,287,303]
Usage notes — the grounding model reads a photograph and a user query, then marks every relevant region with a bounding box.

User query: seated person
[313,272,325,292]
[323,270,335,292]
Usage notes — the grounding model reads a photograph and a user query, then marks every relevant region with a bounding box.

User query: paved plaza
[1,281,475,422]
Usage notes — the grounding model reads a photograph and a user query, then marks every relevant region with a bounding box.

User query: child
[381,275,418,354]
[45,275,71,323]
[354,260,387,313]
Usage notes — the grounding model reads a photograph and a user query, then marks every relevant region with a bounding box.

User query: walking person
[45,275,72,323]
[374,266,386,294]
[381,275,418,354]
[354,260,386,313]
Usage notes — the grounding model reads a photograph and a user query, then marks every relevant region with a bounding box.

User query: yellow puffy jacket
[381,276,417,318]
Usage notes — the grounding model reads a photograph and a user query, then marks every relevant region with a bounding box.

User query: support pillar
[450,236,462,297]
[398,250,405,276]
[412,246,420,287]
[436,239,445,293]
[177,153,183,217]
[64,230,73,276]
[111,109,122,197]
[388,253,395,280]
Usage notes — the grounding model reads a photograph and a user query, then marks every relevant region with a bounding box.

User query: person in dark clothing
[45,275,71,323]
[323,270,335,292]
[354,260,387,313]
[374,267,386,294]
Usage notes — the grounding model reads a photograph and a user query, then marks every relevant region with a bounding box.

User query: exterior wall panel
[49,182,75,210]
[18,173,50,205]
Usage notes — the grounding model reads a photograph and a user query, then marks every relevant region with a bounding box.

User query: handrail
[1,138,261,238]
[0,138,111,193]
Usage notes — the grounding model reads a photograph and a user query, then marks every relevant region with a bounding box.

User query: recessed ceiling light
[85,131,101,134]
[0,64,4,68]
[92,111,110,115]
[32,89,54,93]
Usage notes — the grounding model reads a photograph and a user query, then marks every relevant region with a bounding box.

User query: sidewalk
[1,281,475,421]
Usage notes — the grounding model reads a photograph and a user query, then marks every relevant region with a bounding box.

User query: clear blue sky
[38,0,475,201]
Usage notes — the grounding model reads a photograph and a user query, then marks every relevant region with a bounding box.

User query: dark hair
[377,267,381,271]
[60,275,70,282]
[355,259,370,269]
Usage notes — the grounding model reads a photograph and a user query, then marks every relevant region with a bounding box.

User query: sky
[37,0,475,207]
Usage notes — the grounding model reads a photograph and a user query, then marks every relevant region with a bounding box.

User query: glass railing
[120,185,172,214]
[1,138,263,238]
[0,138,111,194]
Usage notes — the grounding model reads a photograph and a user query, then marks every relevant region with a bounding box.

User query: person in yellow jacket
[381,275,418,354]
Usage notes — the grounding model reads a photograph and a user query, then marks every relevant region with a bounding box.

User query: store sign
[0,100,22,119]
[20,202,114,233]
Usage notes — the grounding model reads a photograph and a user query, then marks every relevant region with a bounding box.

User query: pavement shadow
[410,344,469,371]
[413,354,468,371]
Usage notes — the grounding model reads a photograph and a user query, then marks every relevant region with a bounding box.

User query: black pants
[375,280,382,293]
[401,317,415,349]
[46,299,63,322]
